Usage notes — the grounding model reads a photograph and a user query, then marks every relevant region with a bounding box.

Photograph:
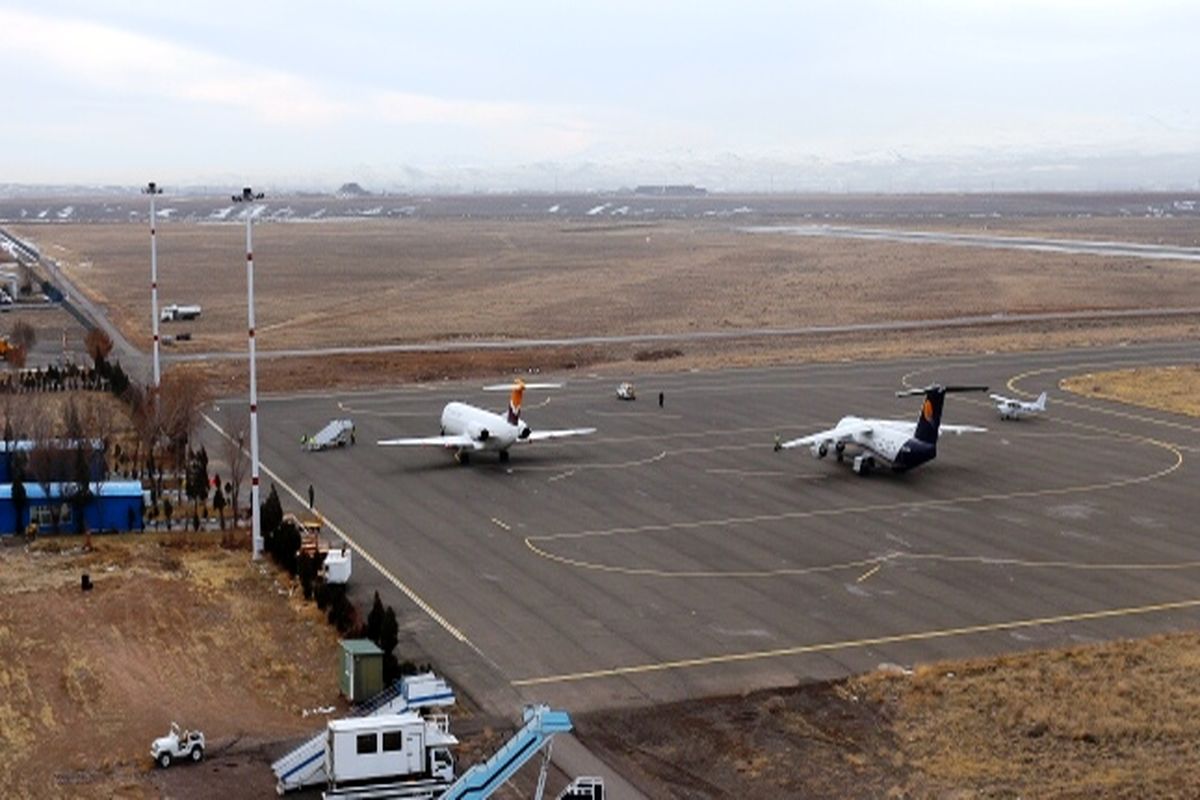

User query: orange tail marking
[509,379,526,414]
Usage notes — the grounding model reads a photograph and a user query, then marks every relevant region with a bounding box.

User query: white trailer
[325,713,456,792]
[160,303,202,321]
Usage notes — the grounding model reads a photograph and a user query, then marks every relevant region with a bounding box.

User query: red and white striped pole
[143,181,163,388]
[234,186,265,559]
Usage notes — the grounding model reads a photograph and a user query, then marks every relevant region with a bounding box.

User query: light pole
[233,186,265,560]
[143,181,163,388]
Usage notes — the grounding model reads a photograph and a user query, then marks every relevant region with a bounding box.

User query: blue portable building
[0,480,144,534]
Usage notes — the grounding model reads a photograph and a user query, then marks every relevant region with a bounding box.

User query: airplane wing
[989,394,1012,403]
[377,434,481,449]
[519,427,597,443]
[939,425,988,435]
[776,421,873,450]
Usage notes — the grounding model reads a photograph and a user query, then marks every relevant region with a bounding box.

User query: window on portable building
[356,733,377,755]
[382,731,403,752]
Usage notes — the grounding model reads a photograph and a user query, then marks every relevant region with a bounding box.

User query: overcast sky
[4,1,1199,191]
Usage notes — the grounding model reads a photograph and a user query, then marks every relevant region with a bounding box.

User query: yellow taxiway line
[202,413,476,650]
[513,596,1200,687]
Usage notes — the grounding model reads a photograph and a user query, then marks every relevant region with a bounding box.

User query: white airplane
[774,384,988,475]
[990,391,1047,420]
[377,379,595,464]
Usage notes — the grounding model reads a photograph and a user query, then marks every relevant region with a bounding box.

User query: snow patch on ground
[586,203,610,216]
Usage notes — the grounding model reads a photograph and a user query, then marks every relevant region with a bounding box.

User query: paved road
[745,224,1200,261]
[243,340,1200,717]
[168,307,1200,364]
[0,226,149,380]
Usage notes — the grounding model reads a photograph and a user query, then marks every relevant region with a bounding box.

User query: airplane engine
[470,426,490,442]
[519,424,532,440]
[835,441,846,455]
[811,442,829,459]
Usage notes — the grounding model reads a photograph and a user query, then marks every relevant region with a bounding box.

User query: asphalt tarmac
[243,340,1200,714]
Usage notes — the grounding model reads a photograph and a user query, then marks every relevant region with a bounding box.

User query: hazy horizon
[4,2,1199,192]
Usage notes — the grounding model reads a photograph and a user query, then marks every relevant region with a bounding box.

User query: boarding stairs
[441,704,573,800]
[304,419,355,451]
[556,777,604,800]
[273,673,455,794]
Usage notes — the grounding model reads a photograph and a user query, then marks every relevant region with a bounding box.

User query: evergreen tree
[262,483,283,537]
[366,591,385,645]
[212,483,226,530]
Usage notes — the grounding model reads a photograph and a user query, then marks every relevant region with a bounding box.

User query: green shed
[339,639,384,702]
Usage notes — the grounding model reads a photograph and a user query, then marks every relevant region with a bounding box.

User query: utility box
[340,639,383,702]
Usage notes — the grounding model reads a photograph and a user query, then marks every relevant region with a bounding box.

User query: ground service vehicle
[325,712,456,792]
[160,303,202,321]
[150,722,205,768]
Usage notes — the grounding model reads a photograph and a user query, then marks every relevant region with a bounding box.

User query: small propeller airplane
[990,390,1047,420]
[774,384,988,475]
[377,379,596,464]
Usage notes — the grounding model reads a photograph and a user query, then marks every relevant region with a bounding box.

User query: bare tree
[5,343,27,369]
[61,395,98,535]
[125,382,154,482]
[9,320,36,352]
[158,369,209,476]
[26,402,68,533]
[80,393,116,482]
[218,404,249,525]
[84,327,113,368]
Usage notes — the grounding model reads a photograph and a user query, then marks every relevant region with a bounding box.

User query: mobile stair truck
[304,419,356,451]
[314,703,601,800]
[440,704,576,800]
[273,673,456,794]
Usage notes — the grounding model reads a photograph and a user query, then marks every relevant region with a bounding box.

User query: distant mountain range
[2,149,1199,196]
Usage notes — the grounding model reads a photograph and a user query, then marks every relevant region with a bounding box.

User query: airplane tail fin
[507,379,526,425]
[482,379,563,425]
[913,388,947,445]
[1035,391,1048,411]
[897,384,988,445]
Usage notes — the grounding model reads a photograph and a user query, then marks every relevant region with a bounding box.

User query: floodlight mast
[142,181,164,388]
[233,186,266,560]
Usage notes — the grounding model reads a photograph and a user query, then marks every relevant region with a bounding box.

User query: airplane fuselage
[816,415,936,472]
[441,402,530,452]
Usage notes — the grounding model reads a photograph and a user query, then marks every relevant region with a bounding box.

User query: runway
[745,224,1200,262]
[242,340,1200,712]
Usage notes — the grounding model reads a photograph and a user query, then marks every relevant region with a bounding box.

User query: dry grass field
[578,633,1200,798]
[0,535,527,800]
[12,218,1200,366]
[1062,364,1200,416]
[0,534,343,799]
